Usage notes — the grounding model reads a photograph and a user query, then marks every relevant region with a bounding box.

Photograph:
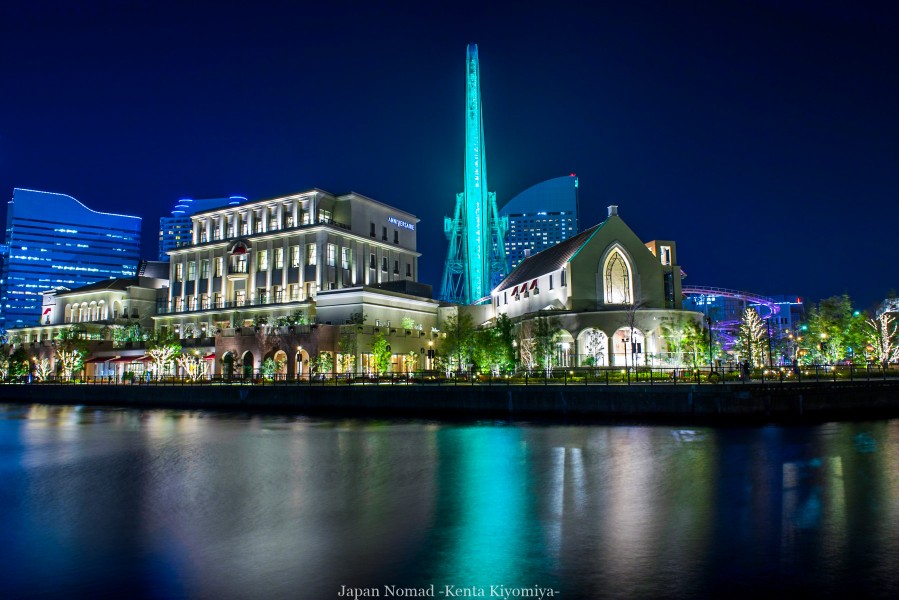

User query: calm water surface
[0,404,897,599]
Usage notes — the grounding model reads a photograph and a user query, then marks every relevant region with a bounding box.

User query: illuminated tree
[176,352,207,381]
[260,356,286,381]
[32,357,52,381]
[532,315,560,374]
[738,307,768,368]
[867,313,899,369]
[439,311,476,373]
[370,333,392,374]
[55,327,88,379]
[146,328,182,378]
[582,329,606,367]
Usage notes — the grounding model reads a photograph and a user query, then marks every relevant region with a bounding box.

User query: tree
[9,347,30,377]
[867,313,899,369]
[32,357,52,381]
[260,356,286,380]
[370,333,392,374]
[803,295,866,364]
[146,328,182,378]
[313,351,333,376]
[439,311,476,374]
[532,315,560,374]
[516,320,536,372]
[338,328,358,373]
[176,352,207,381]
[55,327,89,379]
[581,329,606,367]
[738,307,768,368]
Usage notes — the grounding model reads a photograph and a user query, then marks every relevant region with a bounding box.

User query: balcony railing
[157,294,310,315]
[172,218,351,251]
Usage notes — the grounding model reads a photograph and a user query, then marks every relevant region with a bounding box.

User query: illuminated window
[603,248,632,304]
[200,259,209,279]
[214,257,223,277]
[341,247,351,269]
[274,247,284,269]
[257,250,269,271]
[187,261,196,280]
[327,243,337,267]
[291,245,300,268]
[306,244,316,266]
[175,263,183,282]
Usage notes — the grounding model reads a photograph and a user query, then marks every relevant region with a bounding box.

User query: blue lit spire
[440,43,508,304]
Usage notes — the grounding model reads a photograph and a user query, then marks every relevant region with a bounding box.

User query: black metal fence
[9,364,897,386]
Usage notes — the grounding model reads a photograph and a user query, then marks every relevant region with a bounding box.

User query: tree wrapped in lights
[55,327,88,379]
[176,352,207,381]
[738,307,768,368]
[32,357,52,381]
[867,313,899,369]
[146,328,182,379]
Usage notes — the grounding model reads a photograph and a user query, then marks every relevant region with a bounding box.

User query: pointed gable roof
[496,220,608,291]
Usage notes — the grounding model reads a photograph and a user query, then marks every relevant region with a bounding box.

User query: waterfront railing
[10,364,898,386]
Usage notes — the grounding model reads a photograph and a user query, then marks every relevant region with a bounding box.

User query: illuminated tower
[440,43,508,304]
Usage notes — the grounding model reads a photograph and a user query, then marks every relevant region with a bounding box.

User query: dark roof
[138,260,169,279]
[496,220,606,290]
[55,278,137,296]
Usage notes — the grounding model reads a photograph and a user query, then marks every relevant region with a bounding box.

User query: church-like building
[482,205,703,367]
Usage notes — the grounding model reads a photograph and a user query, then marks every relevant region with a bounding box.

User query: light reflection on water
[1,404,898,599]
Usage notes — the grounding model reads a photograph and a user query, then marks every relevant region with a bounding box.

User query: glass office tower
[499,175,579,270]
[158,196,245,260]
[1,188,142,328]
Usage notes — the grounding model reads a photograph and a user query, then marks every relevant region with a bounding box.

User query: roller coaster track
[681,286,781,345]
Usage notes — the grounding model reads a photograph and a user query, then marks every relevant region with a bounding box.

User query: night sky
[2,1,897,310]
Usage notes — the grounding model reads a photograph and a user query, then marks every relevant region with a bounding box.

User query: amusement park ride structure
[440,44,508,305]
[682,285,781,346]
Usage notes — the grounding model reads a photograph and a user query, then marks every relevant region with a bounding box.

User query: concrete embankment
[1,380,899,422]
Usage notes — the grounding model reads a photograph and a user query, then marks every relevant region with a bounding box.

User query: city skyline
[2,1,898,309]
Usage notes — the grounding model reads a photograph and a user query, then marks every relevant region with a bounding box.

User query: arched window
[603,248,632,304]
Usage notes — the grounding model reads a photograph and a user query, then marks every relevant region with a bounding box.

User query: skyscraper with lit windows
[0,188,141,328]
[500,175,579,270]
[159,196,245,260]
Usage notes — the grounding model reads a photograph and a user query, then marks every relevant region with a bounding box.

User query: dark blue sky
[2,1,897,310]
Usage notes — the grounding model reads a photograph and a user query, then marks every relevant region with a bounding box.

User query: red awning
[203,353,215,360]
[110,355,151,364]
[83,357,111,364]
[530,279,538,290]
[510,285,518,295]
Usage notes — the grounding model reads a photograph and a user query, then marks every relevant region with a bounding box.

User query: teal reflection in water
[418,426,554,591]
[2,406,899,600]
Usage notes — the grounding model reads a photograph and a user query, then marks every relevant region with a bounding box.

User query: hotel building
[0,188,141,329]
[158,196,246,260]
[499,175,578,270]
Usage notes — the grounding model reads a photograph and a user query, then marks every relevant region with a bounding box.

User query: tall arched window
[603,248,632,304]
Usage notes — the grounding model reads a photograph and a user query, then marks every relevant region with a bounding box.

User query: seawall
[1,381,899,422]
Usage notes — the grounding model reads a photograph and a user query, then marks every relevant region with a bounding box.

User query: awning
[83,357,113,364]
[510,285,518,295]
[203,353,215,360]
[529,279,538,290]
[110,355,152,364]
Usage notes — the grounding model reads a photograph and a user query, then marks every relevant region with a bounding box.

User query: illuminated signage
[387,216,415,231]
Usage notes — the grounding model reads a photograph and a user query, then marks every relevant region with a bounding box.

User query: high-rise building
[500,175,579,270]
[0,188,141,328]
[440,43,508,305]
[159,196,245,260]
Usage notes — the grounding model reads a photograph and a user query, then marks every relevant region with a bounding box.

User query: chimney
[608,205,619,217]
